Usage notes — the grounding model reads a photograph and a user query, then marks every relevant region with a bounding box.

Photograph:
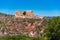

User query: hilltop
[0,12,49,37]
[15,10,43,19]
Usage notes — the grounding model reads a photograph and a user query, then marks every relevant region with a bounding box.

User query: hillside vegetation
[45,16,60,40]
[0,13,60,40]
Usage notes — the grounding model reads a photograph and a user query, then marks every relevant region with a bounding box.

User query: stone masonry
[15,10,43,19]
[15,10,34,18]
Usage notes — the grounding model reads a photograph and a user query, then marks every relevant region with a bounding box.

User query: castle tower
[25,10,34,16]
[15,10,35,18]
[15,10,24,18]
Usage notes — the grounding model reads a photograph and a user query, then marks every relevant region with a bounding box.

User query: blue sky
[0,0,60,16]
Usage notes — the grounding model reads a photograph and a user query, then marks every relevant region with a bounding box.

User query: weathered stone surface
[16,10,23,16]
[25,10,34,16]
[15,10,43,19]
[15,10,34,18]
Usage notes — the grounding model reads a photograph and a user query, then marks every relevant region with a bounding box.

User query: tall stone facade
[16,10,23,16]
[15,10,34,18]
[15,10,43,19]
[25,10,34,16]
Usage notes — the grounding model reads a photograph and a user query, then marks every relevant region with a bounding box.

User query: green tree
[45,16,60,40]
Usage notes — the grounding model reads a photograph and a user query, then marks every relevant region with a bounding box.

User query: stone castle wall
[25,10,34,16]
[15,10,34,18]
[15,10,43,19]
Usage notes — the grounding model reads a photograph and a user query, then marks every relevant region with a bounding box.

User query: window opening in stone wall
[23,11,26,15]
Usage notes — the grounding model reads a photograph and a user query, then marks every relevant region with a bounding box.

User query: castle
[15,10,43,19]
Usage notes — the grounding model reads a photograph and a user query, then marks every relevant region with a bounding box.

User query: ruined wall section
[15,10,25,18]
[16,10,23,16]
[25,10,34,16]
[15,10,43,19]
[15,10,34,18]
